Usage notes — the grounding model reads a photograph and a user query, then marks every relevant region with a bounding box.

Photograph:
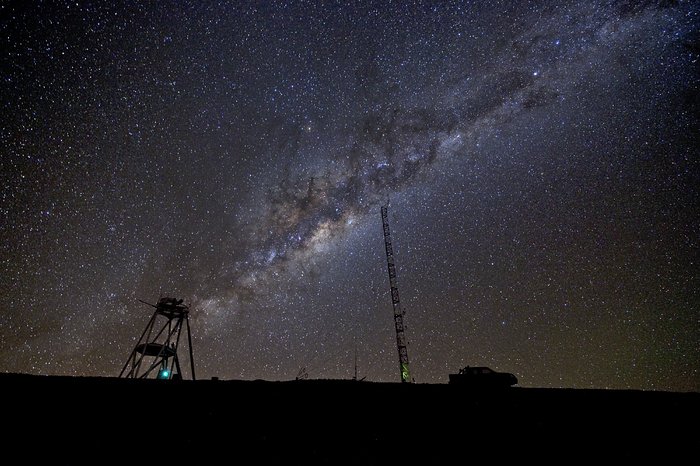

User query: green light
[158,368,170,379]
[401,363,410,382]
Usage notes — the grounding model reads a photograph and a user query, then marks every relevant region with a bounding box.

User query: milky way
[2,1,698,390]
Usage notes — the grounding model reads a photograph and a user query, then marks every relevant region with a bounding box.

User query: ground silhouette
[3,373,697,463]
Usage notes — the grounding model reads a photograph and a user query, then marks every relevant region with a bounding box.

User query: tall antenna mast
[380,203,412,383]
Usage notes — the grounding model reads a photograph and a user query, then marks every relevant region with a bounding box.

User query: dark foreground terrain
[3,373,697,463]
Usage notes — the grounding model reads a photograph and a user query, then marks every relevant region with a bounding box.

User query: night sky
[2,1,698,391]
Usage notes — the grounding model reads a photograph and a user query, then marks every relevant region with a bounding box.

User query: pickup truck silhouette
[449,366,518,387]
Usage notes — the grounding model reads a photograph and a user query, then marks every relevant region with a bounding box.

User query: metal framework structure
[119,297,196,380]
[381,204,412,383]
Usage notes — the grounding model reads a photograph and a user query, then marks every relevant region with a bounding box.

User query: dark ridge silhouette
[3,373,697,463]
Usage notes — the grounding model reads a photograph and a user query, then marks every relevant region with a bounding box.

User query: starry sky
[2,1,698,391]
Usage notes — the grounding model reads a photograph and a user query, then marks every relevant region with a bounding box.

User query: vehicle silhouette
[449,366,518,388]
